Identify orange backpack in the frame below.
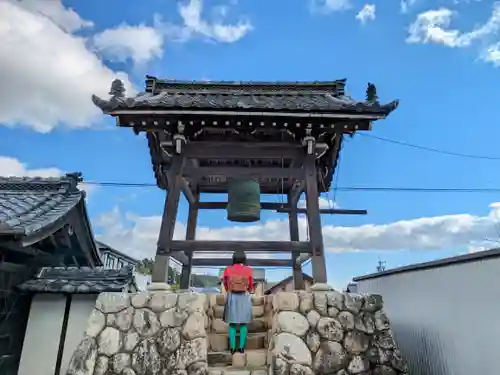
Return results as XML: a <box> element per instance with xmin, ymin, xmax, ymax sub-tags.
<box><xmin>228</xmin><ymin>273</ymin><xmax>249</xmax><ymax>293</ymax></box>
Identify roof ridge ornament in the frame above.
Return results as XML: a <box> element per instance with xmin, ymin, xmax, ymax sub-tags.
<box><xmin>109</xmin><ymin>79</ymin><xmax>126</xmax><ymax>100</ymax></box>
<box><xmin>366</xmin><ymin>82</ymin><xmax>379</xmax><ymax>103</ymax></box>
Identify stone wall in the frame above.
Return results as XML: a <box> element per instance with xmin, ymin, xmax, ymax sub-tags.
<box><xmin>65</xmin><ymin>291</ymin><xmax>209</xmax><ymax>375</ymax></box>
<box><xmin>268</xmin><ymin>284</ymin><xmax>408</xmax><ymax>375</ymax></box>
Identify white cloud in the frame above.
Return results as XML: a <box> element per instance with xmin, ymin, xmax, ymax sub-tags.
<box><xmin>94</xmin><ymin>202</ymin><xmax>500</xmax><ymax>263</ymax></box>
<box><xmin>0</xmin><ymin>0</ymin><xmax>132</xmax><ymax>133</ymax></box>
<box><xmin>178</xmin><ymin>0</ymin><xmax>253</xmax><ymax>43</ymax></box>
<box><xmin>297</xmin><ymin>196</ymin><xmax>338</xmax><ymax>209</ymax></box>
<box><xmin>16</xmin><ymin>0</ymin><xmax>94</xmax><ymax>33</ymax></box>
<box><xmin>90</xmin><ymin>0</ymin><xmax>253</xmax><ymax>64</ymax></box>
<box><xmin>0</xmin><ymin>156</ymin><xmax>97</xmax><ymax>197</ymax></box>
<box><xmin>400</xmin><ymin>0</ymin><xmax>417</xmax><ymax>13</ymax></box>
<box><xmin>92</xmin><ymin>23</ymin><xmax>164</xmax><ymax>65</ymax></box>
<box><xmin>355</xmin><ymin>4</ymin><xmax>376</xmax><ymax>24</ymax></box>
<box><xmin>407</xmin><ymin>3</ymin><xmax>500</xmax><ymax>48</ymax></box>
<box><xmin>481</xmin><ymin>41</ymin><xmax>500</xmax><ymax>65</ymax></box>
<box><xmin>309</xmin><ymin>0</ymin><xmax>352</xmax><ymax>14</ymax></box>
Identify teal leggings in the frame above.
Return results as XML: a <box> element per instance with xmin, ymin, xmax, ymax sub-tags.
<box><xmin>228</xmin><ymin>323</ymin><xmax>248</xmax><ymax>350</ymax></box>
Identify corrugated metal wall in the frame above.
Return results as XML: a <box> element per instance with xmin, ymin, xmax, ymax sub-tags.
<box><xmin>356</xmin><ymin>256</ymin><xmax>500</xmax><ymax>375</ymax></box>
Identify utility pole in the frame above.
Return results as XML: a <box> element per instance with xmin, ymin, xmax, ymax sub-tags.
<box><xmin>376</xmin><ymin>260</ymin><xmax>386</xmax><ymax>272</ymax></box>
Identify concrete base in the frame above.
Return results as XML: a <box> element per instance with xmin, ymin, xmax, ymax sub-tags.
<box><xmin>147</xmin><ymin>282</ymin><xmax>172</xmax><ymax>291</ymax></box>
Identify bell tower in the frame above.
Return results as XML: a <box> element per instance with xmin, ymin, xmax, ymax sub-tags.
<box><xmin>92</xmin><ymin>77</ymin><xmax>398</xmax><ymax>289</ymax></box>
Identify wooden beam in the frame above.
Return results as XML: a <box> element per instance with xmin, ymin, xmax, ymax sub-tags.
<box><xmin>288</xmin><ymin>192</ymin><xmax>304</xmax><ymax>290</ymax></box>
<box><xmin>183</xmin><ymin>142</ymin><xmax>305</xmax><ymax>159</ymax></box>
<box><xmin>153</xmin><ymin>154</ymin><xmax>185</xmax><ymax>282</ymax></box>
<box><xmin>0</xmin><ymin>261</ymin><xmax>28</xmax><ymax>273</ymax></box>
<box><xmin>180</xmin><ymin>177</ymin><xmax>196</xmax><ymax>205</ymax></box>
<box><xmin>289</xmin><ymin>182</ymin><xmax>304</xmax><ymax>207</ymax></box>
<box><xmin>198</xmin><ymin>202</ymin><xmax>288</xmax><ymax>210</ymax></box>
<box><xmin>183</xmin><ymin>166</ymin><xmax>303</xmax><ymax>179</ymax></box>
<box><xmin>304</xmin><ymin>153</ymin><xmax>327</xmax><ymax>283</ymax></box>
<box><xmin>192</xmin><ymin>258</ymin><xmax>293</xmax><ymax>267</ymax></box>
<box><xmin>276</xmin><ymin>208</ymin><xmax>368</xmax><ymax>215</ymax></box>
<box><xmin>163</xmin><ymin>240</ymin><xmax>310</xmax><ymax>253</ymax></box>
<box><xmin>179</xmin><ymin>191</ymin><xmax>199</xmax><ymax>290</ymax></box>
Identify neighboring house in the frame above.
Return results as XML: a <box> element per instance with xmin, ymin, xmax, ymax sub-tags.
<box><xmin>16</xmin><ymin>266</ymin><xmax>136</xmax><ymax>375</ymax></box>
<box><xmin>353</xmin><ymin>248</ymin><xmax>500</xmax><ymax>375</ymax></box>
<box><xmin>0</xmin><ymin>174</ymin><xmax>101</xmax><ymax>375</ymax></box>
<box><xmin>97</xmin><ymin>241</ymin><xmax>139</xmax><ymax>270</ymax></box>
<box><xmin>219</xmin><ymin>268</ymin><xmax>266</xmax><ymax>296</ymax></box>
<box><xmin>264</xmin><ymin>272</ymin><xmax>314</xmax><ymax>295</ymax></box>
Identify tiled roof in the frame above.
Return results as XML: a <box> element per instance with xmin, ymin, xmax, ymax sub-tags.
<box><xmin>92</xmin><ymin>79</ymin><xmax>399</xmax><ymax>116</ymax></box>
<box><xmin>0</xmin><ymin>174</ymin><xmax>84</xmax><ymax>237</ymax></box>
<box><xmin>17</xmin><ymin>266</ymin><xmax>135</xmax><ymax>294</ymax></box>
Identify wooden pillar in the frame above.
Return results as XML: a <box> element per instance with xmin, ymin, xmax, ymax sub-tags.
<box><xmin>179</xmin><ymin>190</ymin><xmax>199</xmax><ymax>289</ymax></box>
<box><xmin>304</xmin><ymin>153</ymin><xmax>328</xmax><ymax>283</ymax></box>
<box><xmin>152</xmin><ymin>155</ymin><xmax>185</xmax><ymax>283</ymax></box>
<box><xmin>288</xmin><ymin>192</ymin><xmax>304</xmax><ymax>290</ymax></box>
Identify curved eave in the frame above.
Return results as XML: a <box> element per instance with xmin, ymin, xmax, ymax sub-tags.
<box><xmin>92</xmin><ymin>95</ymin><xmax>399</xmax><ymax>119</ymax></box>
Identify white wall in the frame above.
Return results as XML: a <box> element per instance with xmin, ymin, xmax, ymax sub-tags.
<box><xmin>60</xmin><ymin>295</ymin><xmax>97</xmax><ymax>375</ymax></box>
<box><xmin>18</xmin><ymin>294</ymin><xmax>97</xmax><ymax>375</ymax></box>
<box><xmin>18</xmin><ymin>294</ymin><xmax>67</xmax><ymax>375</ymax></box>
<box><xmin>355</xmin><ymin>256</ymin><xmax>500</xmax><ymax>375</ymax></box>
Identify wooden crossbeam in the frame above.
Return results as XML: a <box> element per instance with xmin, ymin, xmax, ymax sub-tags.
<box><xmin>276</xmin><ymin>208</ymin><xmax>368</xmax><ymax>215</ymax></box>
<box><xmin>191</xmin><ymin>258</ymin><xmax>293</xmax><ymax>267</ymax></box>
<box><xmin>182</xmin><ymin>142</ymin><xmax>305</xmax><ymax>159</ymax></box>
<box><xmin>183</xmin><ymin>166</ymin><xmax>303</xmax><ymax>179</ymax></box>
<box><xmin>198</xmin><ymin>202</ymin><xmax>288</xmax><ymax>210</ymax></box>
<box><xmin>162</xmin><ymin>240</ymin><xmax>310</xmax><ymax>254</ymax></box>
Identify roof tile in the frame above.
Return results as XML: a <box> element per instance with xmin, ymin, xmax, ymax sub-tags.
<box><xmin>0</xmin><ymin>174</ymin><xmax>84</xmax><ymax>236</ymax></box>
<box><xmin>17</xmin><ymin>266</ymin><xmax>135</xmax><ymax>294</ymax></box>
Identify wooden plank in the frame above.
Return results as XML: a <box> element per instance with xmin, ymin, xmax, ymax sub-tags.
<box><xmin>179</xmin><ymin>191</ymin><xmax>199</xmax><ymax>289</ymax></box>
<box><xmin>0</xmin><ymin>261</ymin><xmax>27</xmax><ymax>274</ymax></box>
<box><xmin>180</xmin><ymin>178</ymin><xmax>196</xmax><ymax>205</ymax></box>
<box><xmin>198</xmin><ymin>202</ymin><xmax>288</xmax><ymax>210</ymax></box>
<box><xmin>183</xmin><ymin>142</ymin><xmax>305</xmax><ymax>159</ymax></box>
<box><xmin>304</xmin><ymin>153</ymin><xmax>327</xmax><ymax>283</ymax></box>
<box><xmin>153</xmin><ymin>154</ymin><xmax>185</xmax><ymax>282</ymax></box>
<box><xmin>183</xmin><ymin>166</ymin><xmax>303</xmax><ymax>179</ymax></box>
<box><xmin>276</xmin><ymin>208</ymin><xmax>368</xmax><ymax>215</ymax></box>
<box><xmin>191</xmin><ymin>258</ymin><xmax>293</xmax><ymax>267</ymax></box>
<box><xmin>163</xmin><ymin>240</ymin><xmax>310</xmax><ymax>253</ymax></box>
<box><xmin>288</xmin><ymin>192</ymin><xmax>304</xmax><ymax>290</ymax></box>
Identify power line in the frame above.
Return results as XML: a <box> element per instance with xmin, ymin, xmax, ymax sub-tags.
<box><xmin>358</xmin><ymin>133</ymin><xmax>500</xmax><ymax>160</ymax></box>
<box><xmin>82</xmin><ymin>181</ymin><xmax>500</xmax><ymax>194</ymax></box>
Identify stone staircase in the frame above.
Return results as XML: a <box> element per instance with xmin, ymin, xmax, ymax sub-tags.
<box><xmin>207</xmin><ymin>294</ymin><xmax>270</xmax><ymax>375</ymax></box>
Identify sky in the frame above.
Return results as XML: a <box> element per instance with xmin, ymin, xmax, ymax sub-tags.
<box><xmin>2</xmin><ymin>0</ymin><xmax>500</xmax><ymax>289</ymax></box>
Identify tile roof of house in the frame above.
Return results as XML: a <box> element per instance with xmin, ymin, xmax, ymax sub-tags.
<box><xmin>92</xmin><ymin>78</ymin><xmax>399</xmax><ymax>116</ymax></box>
<box><xmin>17</xmin><ymin>266</ymin><xmax>135</xmax><ymax>294</ymax></box>
<box><xmin>0</xmin><ymin>173</ymin><xmax>84</xmax><ymax>237</ymax></box>
<box><xmin>96</xmin><ymin>241</ymin><xmax>140</xmax><ymax>265</ymax></box>
<box><xmin>264</xmin><ymin>272</ymin><xmax>314</xmax><ymax>294</ymax></box>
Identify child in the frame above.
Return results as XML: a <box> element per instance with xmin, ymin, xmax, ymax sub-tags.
<box><xmin>223</xmin><ymin>250</ymin><xmax>254</xmax><ymax>354</ymax></box>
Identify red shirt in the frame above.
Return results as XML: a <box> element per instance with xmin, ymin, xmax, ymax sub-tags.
<box><xmin>223</xmin><ymin>264</ymin><xmax>254</xmax><ymax>293</ymax></box>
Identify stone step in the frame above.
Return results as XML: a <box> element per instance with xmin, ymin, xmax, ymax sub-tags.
<box><xmin>211</xmin><ymin>304</ymin><xmax>265</xmax><ymax>319</ymax></box>
<box><xmin>210</xmin><ymin>317</ymin><xmax>269</xmax><ymax>335</ymax></box>
<box><xmin>214</xmin><ymin>294</ymin><xmax>265</xmax><ymax>307</ymax></box>
<box><xmin>208</xmin><ymin>349</ymin><xmax>268</xmax><ymax>368</ymax></box>
<box><xmin>208</xmin><ymin>366</ymin><xmax>267</xmax><ymax>375</ymax></box>
<box><xmin>208</xmin><ymin>332</ymin><xmax>268</xmax><ymax>352</ymax></box>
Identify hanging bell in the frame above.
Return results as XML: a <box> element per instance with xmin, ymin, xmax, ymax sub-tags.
<box><xmin>227</xmin><ymin>179</ymin><xmax>261</xmax><ymax>222</ymax></box>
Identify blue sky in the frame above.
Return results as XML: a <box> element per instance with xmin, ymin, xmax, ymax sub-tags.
<box><xmin>2</xmin><ymin>0</ymin><xmax>500</xmax><ymax>288</ymax></box>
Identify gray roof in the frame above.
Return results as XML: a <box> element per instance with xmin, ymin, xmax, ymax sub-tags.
<box><xmin>353</xmin><ymin>247</ymin><xmax>500</xmax><ymax>281</ymax></box>
<box><xmin>96</xmin><ymin>241</ymin><xmax>140</xmax><ymax>265</ymax></box>
<box><xmin>17</xmin><ymin>266</ymin><xmax>135</xmax><ymax>294</ymax></box>
<box><xmin>92</xmin><ymin>79</ymin><xmax>399</xmax><ymax>116</ymax></box>
<box><xmin>0</xmin><ymin>173</ymin><xmax>84</xmax><ymax>238</ymax></box>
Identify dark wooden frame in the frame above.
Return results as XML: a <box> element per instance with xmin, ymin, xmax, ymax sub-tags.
<box><xmin>149</xmin><ymin>135</ymin><xmax>368</xmax><ymax>289</ymax></box>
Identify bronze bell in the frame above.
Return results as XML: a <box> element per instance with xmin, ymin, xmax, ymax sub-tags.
<box><xmin>227</xmin><ymin>179</ymin><xmax>261</xmax><ymax>222</ymax></box>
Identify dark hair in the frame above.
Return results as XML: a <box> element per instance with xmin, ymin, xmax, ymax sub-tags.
<box><xmin>232</xmin><ymin>250</ymin><xmax>247</xmax><ymax>265</ymax></box>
